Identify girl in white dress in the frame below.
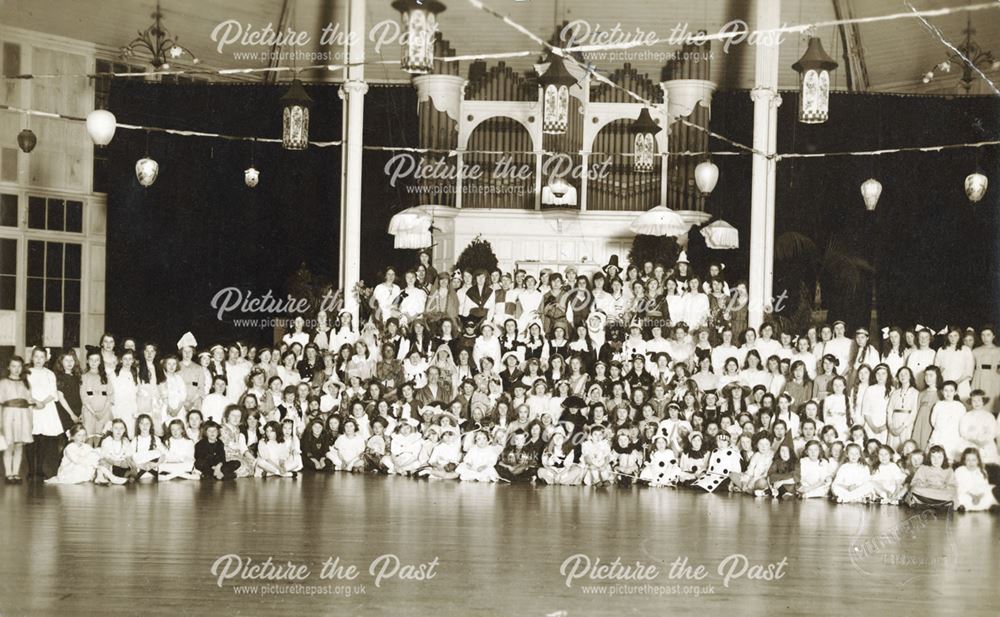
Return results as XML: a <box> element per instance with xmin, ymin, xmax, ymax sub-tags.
<box><xmin>881</xmin><ymin>328</ymin><xmax>907</xmax><ymax>378</ymax></box>
<box><xmin>731</xmin><ymin>434</ymin><xmax>773</xmax><ymax>496</ymax></box>
<box><xmin>887</xmin><ymin>367</ymin><xmax>919</xmax><ymax>450</ymax></box>
<box><xmin>329</xmin><ymin>418</ymin><xmax>366</xmax><ymax>471</ymax></box>
<box><xmin>111</xmin><ymin>351</ymin><xmax>139</xmax><ymax>437</ymax></box>
<box><xmin>46</xmin><ymin>424</ymin><xmax>103</xmax><ymax>485</ymax></box>
<box><xmin>870</xmin><ymin>444</ymin><xmax>907</xmax><ymax>504</ymax></box>
<box><xmin>160</xmin><ymin>356</ymin><xmax>187</xmax><ymax>432</ymax></box>
<box><xmin>329</xmin><ymin>311</ymin><xmax>359</xmax><ymax>353</ymax></box>
<box><xmin>97</xmin><ymin>418</ymin><xmax>132</xmax><ymax>484</ymax></box>
<box><xmin>159</xmin><ymin>419</ymin><xmax>198</xmax><ymax>480</ymax></box>
<box><xmin>136</xmin><ymin>344</ymin><xmax>164</xmax><ymax>430</ymax></box>
<box><xmin>954</xmin><ymin>448</ymin><xmax>998</xmax><ymax>512</ymax></box>
<box><xmin>281</xmin><ymin>419</ymin><xmax>304</xmax><ymax>473</ymax></box>
<box><xmin>580</xmin><ymin>425</ymin><xmax>615</xmax><ymax>487</ymax></box>
<box><xmin>831</xmin><ymin>443</ymin><xmax>874</xmax><ymax>503</ymax></box>
<box><xmin>515</xmin><ymin>275</ymin><xmax>543</xmax><ymax>331</ymax></box>
<box><xmin>201</xmin><ymin>377</ymin><xmax>229</xmax><ymax>425</ymax></box>
<box><xmin>822</xmin><ymin>376</ymin><xmax>850</xmax><ymax>440</ymax></box>
<box><xmin>419</xmin><ymin>427</ymin><xmax>463</xmax><ymax>480</ymax></box>
<box><xmin>929</xmin><ymin>381</ymin><xmax>967</xmax><ymax>462</ymax></box>
<box><xmin>796</xmin><ymin>440</ymin><xmax>833</xmax><ymax>499</ymax></box>
<box><xmin>850</xmin><ymin>365</ymin><xmax>872</xmax><ymax>428</ymax></box>
<box><xmin>27</xmin><ymin>347</ymin><xmax>64</xmax><ymax>480</ymax></box>
<box><xmin>860</xmin><ymin>364</ymin><xmax>891</xmax><ymax>444</ymax></box>
<box><xmin>256</xmin><ymin>421</ymin><xmax>296</xmax><ymax>477</ymax></box>
<box><xmin>457</xmin><ymin>430</ymin><xmax>501</xmax><ymax>483</ymax></box>
<box><xmin>936</xmin><ymin>328</ymin><xmax>975</xmax><ymax>400</ymax></box>
<box><xmin>132</xmin><ymin>414</ymin><xmax>162</xmax><ymax>480</ymax></box>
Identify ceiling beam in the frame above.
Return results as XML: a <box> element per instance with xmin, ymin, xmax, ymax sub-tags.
<box><xmin>832</xmin><ymin>0</ymin><xmax>870</xmax><ymax>92</ymax></box>
<box><xmin>263</xmin><ymin>0</ymin><xmax>292</xmax><ymax>84</ymax></box>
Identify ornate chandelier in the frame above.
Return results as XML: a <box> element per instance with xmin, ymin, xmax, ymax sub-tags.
<box><xmin>921</xmin><ymin>15</ymin><xmax>1000</xmax><ymax>92</ymax></box>
<box><xmin>121</xmin><ymin>1</ymin><xmax>199</xmax><ymax>70</ymax></box>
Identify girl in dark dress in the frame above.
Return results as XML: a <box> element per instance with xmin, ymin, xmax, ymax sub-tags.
<box><xmin>300</xmin><ymin>418</ymin><xmax>332</xmax><ymax>472</ymax></box>
<box><xmin>54</xmin><ymin>351</ymin><xmax>82</xmax><ymax>431</ymax></box>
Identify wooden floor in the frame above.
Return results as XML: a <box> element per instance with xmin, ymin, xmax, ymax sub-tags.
<box><xmin>1</xmin><ymin>475</ymin><xmax>997</xmax><ymax>616</ymax></box>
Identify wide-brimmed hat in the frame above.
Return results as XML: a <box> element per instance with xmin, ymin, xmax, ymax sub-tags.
<box><xmin>562</xmin><ymin>395</ymin><xmax>587</xmax><ymax>409</ymax></box>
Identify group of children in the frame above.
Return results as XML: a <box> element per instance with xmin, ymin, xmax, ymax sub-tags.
<box><xmin>2</xmin><ymin>254</ymin><xmax>999</xmax><ymax>515</ymax></box>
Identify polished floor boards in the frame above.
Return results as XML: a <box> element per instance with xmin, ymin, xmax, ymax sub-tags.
<box><xmin>1</xmin><ymin>474</ymin><xmax>997</xmax><ymax>616</ymax></box>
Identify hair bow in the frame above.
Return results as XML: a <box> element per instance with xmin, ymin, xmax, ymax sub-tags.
<box><xmin>938</xmin><ymin>326</ymin><xmax>949</xmax><ymax>335</ymax></box>
<box><xmin>881</xmin><ymin>327</ymin><xmax>890</xmax><ymax>337</ymax></box>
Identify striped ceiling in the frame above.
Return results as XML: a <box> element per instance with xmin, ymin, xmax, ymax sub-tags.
<box><xmin>2</xmin><ymin>0</ymin><xmax>998</xmax><ymax>92</ymax></box>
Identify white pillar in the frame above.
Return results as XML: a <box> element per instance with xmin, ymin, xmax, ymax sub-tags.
<box><xmin>748</xmin><ymin>0</ymin><xmax>782</xmax><ymax>330</ymax></box>
<box><xmin>339</xmin><ymin>0</ymin><xmax>367</xmax><ymax>318</ymax></box>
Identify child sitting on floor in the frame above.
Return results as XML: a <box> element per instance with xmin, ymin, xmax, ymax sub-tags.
<box><xmin>796</xmin><ymin>440</ymin><xmax>832</xmax><ymax>499</ymax></box>
<box><xmin>954</xmin><ymin>447</ymin><xmax>998</xmax><ymax>512</ymax></box>
<box><xmin>832</xmin><ymin>443</ymin><xmax>873</xmax><ymax>503</ymax></box>
<box><xmin>581</xmin><ymin>425</ymin><xmax>615</xmax><ymax>487</ymax></box>
<box><xmin>457</xmin><ymin>430</ymin><xmax>500</xmax><ymax>483</ymax></box>
<box><xmin>47</xmin><ymin>423</ymin><xmax>102</xmax><ymax>485</ymax></box>
<box><xmin>870</xmin><ymin>444</ymin><xmax>907</xmax><ymax>504</ymax></box>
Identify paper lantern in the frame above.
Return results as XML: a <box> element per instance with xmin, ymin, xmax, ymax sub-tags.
<box><xmin>86</xmin><ymin>109</ymin><xmax>117</xmax><ymax>146</ymax></box>
<box><xmin>694</xmin><ymin>160</ymin><xmax>719</xmax><ymax>196</ymax></box>
<box><xmin>629</xmin><ymin>206</ymin><xmax>689</xmax><ymax>237</ymax></box>
<box><xmin>537</xmin><ymin>53</ymin><xmax>577</xmax><ymax>135</ymax></box>
<box><xmin>630</xmin><ymin>108</ymin><xmax>662</xmax><ymax>173</ymax></box>
<box><xmin>135</xmin><ymin>157</ymin><xmax>159</xmax><ymax>187</ymax></box>
<box><xmin>280</xmin><ymin>79</ymin><xmax>313</xmax><ymax>150</ymax></box>
<box><xmin>965</xmin><ymin>172</ymin><xmax>988</xmax><ymax>203</ymax></box>
<box><xmin>244</xmin><ymin>166</ymin><xmax>259</xmax><ymax>188</ymax></box>
<box><xmin>17</xmin><ymin>129</ymin><xmax>36</xmax><ymax>153</ymax></box>
<box><xmin>391</xmin><ymin>0</ymin><xmax>446</xmax><ymax>74</ymax></box>
<box><xmin>792</xmin><ymin>37</ymin><xmax>837</xmax><ymax>124</ymax></box>
<box><xmin>700</xmin><ymin>219</ymin><xmax>740</xmax><ymax>249</ymax></box>
<box><xmin>860</xmin><ymin>178</ymin><xmax>882</xmax><ymax>211</ymax></box>
<box><xmin>541</xmin><ymin>176</ymin><xmax>577</xmax><ymax>207</ymax></box>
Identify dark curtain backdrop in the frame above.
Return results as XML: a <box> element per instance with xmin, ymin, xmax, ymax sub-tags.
<box><xmin>105</xmin><ymin>84</ymin><xmax>999</xmax><ymax>347</ymax></box>
<box><xmin>106</xmin><ymin>82</ymin><xmax>418</xmax><ymax>347</ymax></box>
<box><xmin>705</xmin><ymin>90</ymin><xmax>1000</xmax><ymax>331</ymax></box>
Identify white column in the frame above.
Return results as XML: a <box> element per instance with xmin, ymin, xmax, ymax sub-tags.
<box><xmin>339</xmin><ymin>0</ymin><xmax>367</xmax><ymax>318</ymax></box>
<box><xmin>748</xmin><ymin>0</ymin><xmax>782</xmax><ymax>330</ymax></box>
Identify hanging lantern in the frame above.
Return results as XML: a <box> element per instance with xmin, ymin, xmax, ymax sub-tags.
<box><xmin>629</xmin><ymin>108</ymin><xmax>662</xmax><ymax>173</ymax></box>
<box><xmin>541</xmin><ymin>175</ymin><xmax>577</xmax><ymax>207</ymax></box>
<box><xmin>86</xmin><ymin>109</ymin><xmax>117</xmax><ymax>146</ymax></box>
<box><xmin>17</xmin><ymin>129</ymin><xmax>37</xmax><ymax>153</ymax></box>
<box><xmin>701</xmin><ymin>219</ymin><xmax>740</xmax><ymax>249</ymax></box>
<box><xmin>280</xmin><ymin>79</ymin><xmax>313</xmax><ymax>150</ymax></box>
<box><xmin>394</xmin><ymin>230</ymin><xmax>433</xmax><ymax>249</ymax></box>
<box><xmin>629</xmin><ymin>206</ymin><xmax>689</xmax><ymax>237</ymax></box>
<box><xmin>135</xmin><ymin>157</ymin><xmax>159</xmax><ymax>187</ymax></box>
<box><xmin>391</xmin><ymin>0</ymin><xmax>445</xmax><ymax>74</ymax></box>
<box><xmin>537</xmin><ymin>53</ymin><xmax>577</xmax><ymax>135</ymax></box>
<box><xmin>965</xmin><ymin>172</ymin><xmax>988</xmax><ymax>203</ymax></box>
<box><xmin>244</xmin><ymin>166</ymin><xmax>260</xmax><ymax>188</ymax></box>
<box><xmin>792</xmin><ymin>37</ymin><xmax>838</xmax><ymax>124</ymax></box>
<box><xmin>860</xmin><ymin>178</ymin><xmax>882</xmax><ymax>211</ymax></box>
<box><xmin>694</xmin><ymin>160</ymin><xmax>720</xmax><ymax>196</ymax></box>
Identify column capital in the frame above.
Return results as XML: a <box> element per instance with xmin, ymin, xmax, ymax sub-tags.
<box><xmin>338</xmin><ymin>80</ymin><xmax>369</xmax><ymax>99</ymax></box>
<box><xmin>749</xmin><ymin>86</ymin><xmax>778</xmax><ymax>104</ymax></box>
